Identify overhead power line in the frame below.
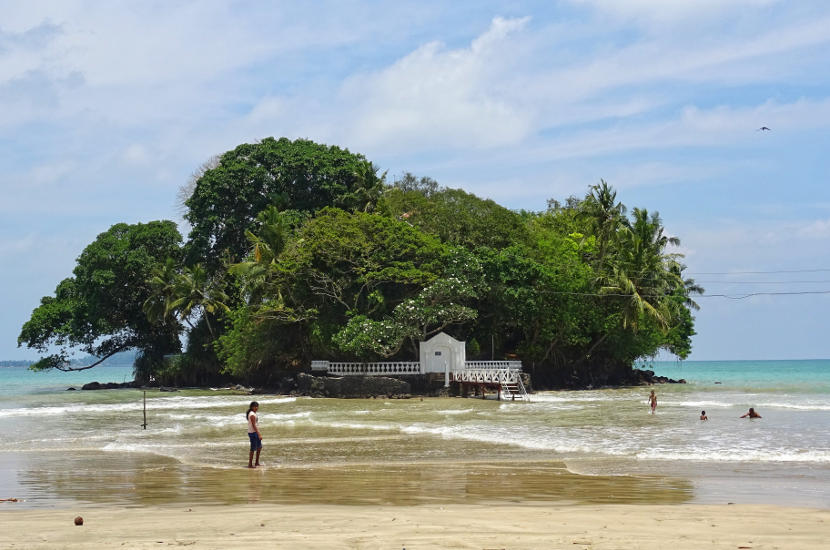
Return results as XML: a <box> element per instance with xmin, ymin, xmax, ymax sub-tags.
<box><xmin>698</xmin><ymin>280</ymin><xmax>830</xmax><ymax>284</ymax></box>
<box><xmin>548</xmin><ymin>289</ymin><xmax>830</xmax><ymax>299</ymax></box>
<box><xmin>688</xmin><ymin>268</ymin><xmax>830</xmax><ymax>275</ymax></box>
<box><xmin>698</xmin><ymin>290</ymin><xmax>830</xmax><ymax>300</ymax></box>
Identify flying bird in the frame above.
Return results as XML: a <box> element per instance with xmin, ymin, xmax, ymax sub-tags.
<box><xmin>757</xmin><ymin>126</ymin><xmax>771</xmax><ymax>131</ymax></box>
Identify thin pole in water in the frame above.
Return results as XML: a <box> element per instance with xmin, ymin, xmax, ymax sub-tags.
<box><xmin>142</xmin><ymin>390</ymin><xmax>147</xmax><ymax>429</ymax></box>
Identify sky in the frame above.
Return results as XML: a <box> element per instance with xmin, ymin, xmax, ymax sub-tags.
<box><xmin>2</xmin><ymin>0</ymin><xmax>829</xmax><ymax>361</ymax></box>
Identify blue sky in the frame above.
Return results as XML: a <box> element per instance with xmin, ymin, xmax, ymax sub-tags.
<box><xmin>2</xmin><ymin>0</ymin><xmax>829</xmax><ymax>361</ymax></box>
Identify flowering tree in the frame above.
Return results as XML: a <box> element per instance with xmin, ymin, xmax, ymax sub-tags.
<box><xmin>333</xmin><ymin>277</ymin><xmax>477</xmax><ymax>359</ymax></box>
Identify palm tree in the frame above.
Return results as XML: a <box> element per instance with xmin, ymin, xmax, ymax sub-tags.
<box><xmin>143</xmin><ymin>257</ymin><xmax>181</xmax><ymax>325</ymax></box>
<box><xmin>343</xmin><ymin>160</ymin><xmax>386</xmax><ymax>212</ymax></box>
<box><xmin>145</xmin><ymin>259</ymin><xmax>230</xmax><ymax>339</ymax></box>
<box><xmin>167</xmin><ymin>264</ymin><xmax>230</xmax><ymax>339</ymax></box>
<box><xmin>581</xmin><ymin>179</ymin><xmax>628</xmax><ymax>271</ymax></box>
<box><xmin>601</xmin><ymin>208</ymin><xmax>687</xmax><ymax>331</ymax></box>
<box><xmin>226</xmin><ymin>206</ymin><xmax>311</xmax><ymax>325</ymax></box>
<box><xmin>229</xmin><ymin>206</ymin><xmax>288</xmax><ymax>304</ymax></box>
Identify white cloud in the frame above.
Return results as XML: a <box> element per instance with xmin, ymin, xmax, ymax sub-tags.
<box><xmin>324</xmin><ymin>11</ymin><xmax>830</xmax><ymax>157</ymax></box>
<box><xmin>535</xmin><ymin>14</ymin><xmax>830</xmax><ymax>107</ymax></box>
<box><xmin>339</xmin><ymin>16</ymin><xmax>534</xmax><ymax>152</ymax></box>
<box><xmin>677</xmin><ymin>216</ymin><xmax>830</xmax><ymax>276</ymax></box>
<box><xmin>515</xmin><ymin>97</ymin><xmax>830</xmax><ymax>163</ymax></box>
<box><xmin>0</xmin><ymin>3</ymin><xmax>366</xmax><ymax>87</ymax></box>
<box><xmin>122</xmin><ymin>144</ymin><xmax>149</xmax><ymax>165</ymax></box>
<box><xmin>684</xmin><ymin>98</ymin><xmax>830</xmax><ymax>132</ymax></box>
<box><xmin>0</xmin><ymin>234</ymin><xmax>37</xmax><ymax>257</ymax></box>
<box><xmin>569</xmin><ymin>0</ymin><xmax>783</xmax><ymax>25</ymax></box>
<box><xmin>1</xmin><ymin>2</ymin><xmax>830</xmax><ymax>361</ymax></box>
<box><xmin>28</xmin><ymin>161</ymin><xmax>76</xmax><ymax>187</ymax></box>
<box><xmin>0</xmin><ymin>2</ymin><xmax>386</xmax><ymax>134</ymax></box>
<box><xmin>797</xmin><ymin>219</ymin><xmax>830</xmax><ymax>239</ymax></box>
<box><xmin>597</xmin><ymin>161</ymin><xmax>729</xmax><ymax>191</ymax></box>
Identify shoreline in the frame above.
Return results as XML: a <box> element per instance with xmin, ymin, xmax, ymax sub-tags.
<box><xmin>6</xmin><ymin>365</ymin><xmax>830</xmax><ymax>523</ymax></box>
<box><xmin>74</xmin><ymin>366</ymin><xmax>683</xmax><ymax>397</ymax></box>
<box><xmin>0</xmin><ymin>455</ymin><xmax>694</xmax><ymax>510</ymax></box>
<box><xmin>3</xmin><ymin>502</ymin><xmax>829</xmax><ymax>549</ymax></box>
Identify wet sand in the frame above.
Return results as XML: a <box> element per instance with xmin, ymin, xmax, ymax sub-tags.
<box><xmin>4</xmin><ymin>388</ymin><xmax>829</xmax><ymax>547</ymax></box>
<box><xmin>3</xmin><ymin>454</ymin><xmax>692</xmax><ymax>508</ymax></box>
<box><xmin>5</xmin><ymin>456</ymin><xmax>827</xmax><ymax>549</ymax></box>
<box><xmin>3</xmin><ymin>502</ymin><xmax>829</xmax><ymax>549</ymax></box>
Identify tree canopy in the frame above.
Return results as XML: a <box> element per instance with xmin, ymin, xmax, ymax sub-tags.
<box><xmin>18</xmin><ymin>221</ymin><xmax>183</xmax><ymax>374</ymax></box>
<box><xmin>184</xmin><ymin>137</ymin><xmax>385</xmax><ymax>269</ymax></box>
<box><xmin>19</xmin><ymin>137</ymin><xmax>702</xmax><ymax>388</ymax></box>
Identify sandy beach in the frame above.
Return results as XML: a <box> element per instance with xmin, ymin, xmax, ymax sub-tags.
<box><xmin>2</xmin><ymin>502</ymin><xmax>829</xmax><ymax>549</ymax></box>
<box><xmin>3</xmin><ymin>380</ymin><xmax>830</xmax><ymax>549</ymax></box>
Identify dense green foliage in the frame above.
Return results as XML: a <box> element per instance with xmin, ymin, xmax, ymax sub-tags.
<box><xmin>19</xmin><ymin>138</ymin><xmax>702</xmax><ymax>388</ymax></box>
<box><xmin>184</xmin><ymin>137</ymin><xmax>384</xmax><ymax>270</ymax></box>
<box><xmin>18</xmin><ymin>221</ymin><xmax>183</xmax><ymax>377</ymax></box>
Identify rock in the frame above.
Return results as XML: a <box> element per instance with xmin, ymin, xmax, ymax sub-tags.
<box><xmin>74</xmin><ymin>516</ymin><xmax>83</xmax><ymax>526</ymax></box>
<box><xmin>294</xmin><ymin>373</ymin><xmax>410</xmax><ymax>398</ymax></box>
<box><xmin>66</xmin><ymin>387</ymin><xmax>76</xmax><ymax>391</ymax></box>
<box><xmin>81</xmin><ymin>381</ymin><xmax>138</xmax><ymax>390</ymax></box>
<box><xmin>295</xmin><ymin>373</ymin><xmax>326</xmax><ymax>397</ymax></box>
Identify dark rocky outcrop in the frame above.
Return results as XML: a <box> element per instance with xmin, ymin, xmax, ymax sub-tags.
<box><xmin>293</xmin><ymin>372</ymin><xmax>413</xmax><ymax>398</ymax></box>
<box><xmin>77</xmin><ymin>366</ymin><xmax>680</xmax><ymax>395</ymax></box>
<box><xmin>627</xmin><ymin>369</ymin><xmax>685</xmax><ymax>386</ymax></box>
<box><xmin>81</xmin><ymin>381</ymin><xmax>138</xmax><ymax>390</ymax></box>
<box><xmin>529</xmin><ymin>364</ymin><xmax>685</xmax><ymax>390</ymax></box>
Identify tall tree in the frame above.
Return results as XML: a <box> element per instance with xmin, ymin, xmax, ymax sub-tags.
<box><xmin>581</xmin><ymin>179</ymin><xmax>627</xmax><ymax>271</ymax></box>
<box><xmin>184</xmin><ymin>137</ymin><xmax>385</xmax><ymax>270</ymax></box>
<box><xmin>217</xmin><ymin>208</ymin><xmax>458</xmax><ymax>372</ymax></box>
<box><xmin>227</xmin><ymin>206</ymin><xmax>292</xmax><ymax>306</ymax></box>
<box><xmin>163</xmin><ymin>264</ymin><xmax>230</xmax><ymax>339</ymax></box>
<box><xmin>600</xmin><ymin>208</ymin><xmax>682</xmax><ymax>331</ymax></box>
<box><xmin>18</xmin><ymin>221</ymin><xmax>183</xmax><ymax>372</ymax></box>
<box><xmin>333</xmin><ymin>276</ymin><xmax>479</xmax><ymax>359</ymax></box>
<box><xmin>378</xmin><ymin>187</ymin><xmax>529</xmax><ymax>251</ymax></box>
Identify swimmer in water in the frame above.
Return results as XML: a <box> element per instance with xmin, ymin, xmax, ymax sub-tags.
<box><xmin>740</xmin><ymin>407</ymin><xmax>761</xmax><ymax>419</ymax></box>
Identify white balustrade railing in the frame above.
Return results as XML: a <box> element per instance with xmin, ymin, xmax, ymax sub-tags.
<box><xmin>311</xmin><ymin>360</ymin><xmax>330</xmax><ymax>371</ymax></box>
<box><xmin>452</xmin><ymin>368</ymin><xmax>520</xmax><ymax>384</ymax></box>
<box><xmin>311</xmin><ymin>360</ymin><xmax>524</xmax><ymax>380</ymax></box>
<box><xmin>463</xmin><ymin>361</ymin><xmax>522</xmax><ymax>371</ymax></box>
<box><xmin>324</xmin><ymin>361</ymin><xmax>422</xmax><ymax>376</ymax></box>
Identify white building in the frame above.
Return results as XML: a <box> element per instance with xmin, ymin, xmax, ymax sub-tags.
<box><xmin>418</xmin><ymin>332</ymin><xmax>466</xmax><ymax>387</ymax></box>
<box><xmin>311</xmin><ymin>332</ymin><xmax>527</xmax><ymax>401</ymax></box>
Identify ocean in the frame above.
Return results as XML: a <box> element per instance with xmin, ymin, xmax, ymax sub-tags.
<box><xmin>1</xmin><ymin>360</ymin><xmax>828</xmax><ymax>509</ymax></box>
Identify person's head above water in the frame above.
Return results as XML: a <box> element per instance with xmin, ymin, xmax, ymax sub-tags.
<box><xmin>741</xmin><ymin>407</ymin><xmax>761</xmax><ymax>418</ymax></box>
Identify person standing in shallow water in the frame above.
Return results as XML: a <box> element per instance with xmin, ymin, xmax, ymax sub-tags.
<box><xmin>648</xmin><ymin>390</ymin><xmax>657</xmax><ymax>414</ymax></box>
<box><xmin>246</xmin><ymin>401</ymin><xmax>262</xmax><ymax>468</ymax></box>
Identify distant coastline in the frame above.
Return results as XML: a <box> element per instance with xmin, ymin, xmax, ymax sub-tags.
<box><xmin>0</xmin><ymin>360</ymin><xmax>34</xmax><ymax>368</ymax></box>
<box><xmin>0</xmin><ymin>350</ymin><xmax>137</xmax><ymax>369</ymax></box>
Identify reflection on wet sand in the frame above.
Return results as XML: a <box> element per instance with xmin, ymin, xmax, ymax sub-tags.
<box><xmin>16</xmin><ymin>451</ymin><xmax>692</xmax><ymax>508</ymax></box>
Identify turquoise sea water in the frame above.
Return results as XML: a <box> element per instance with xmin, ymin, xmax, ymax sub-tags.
<box><xmin>1</xmin><ymin>360</ymin><xmax>829</xmax><ymax>509</ymax></box>
<box><xmin>0</xmin><ymin>365</ymin><xmax>134</xmax><ymax>397</ymax></box>
<box><xmin>646</xmin><ymin>359</ymin><xmax>830</xmax><ymax>392</ymax></box>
